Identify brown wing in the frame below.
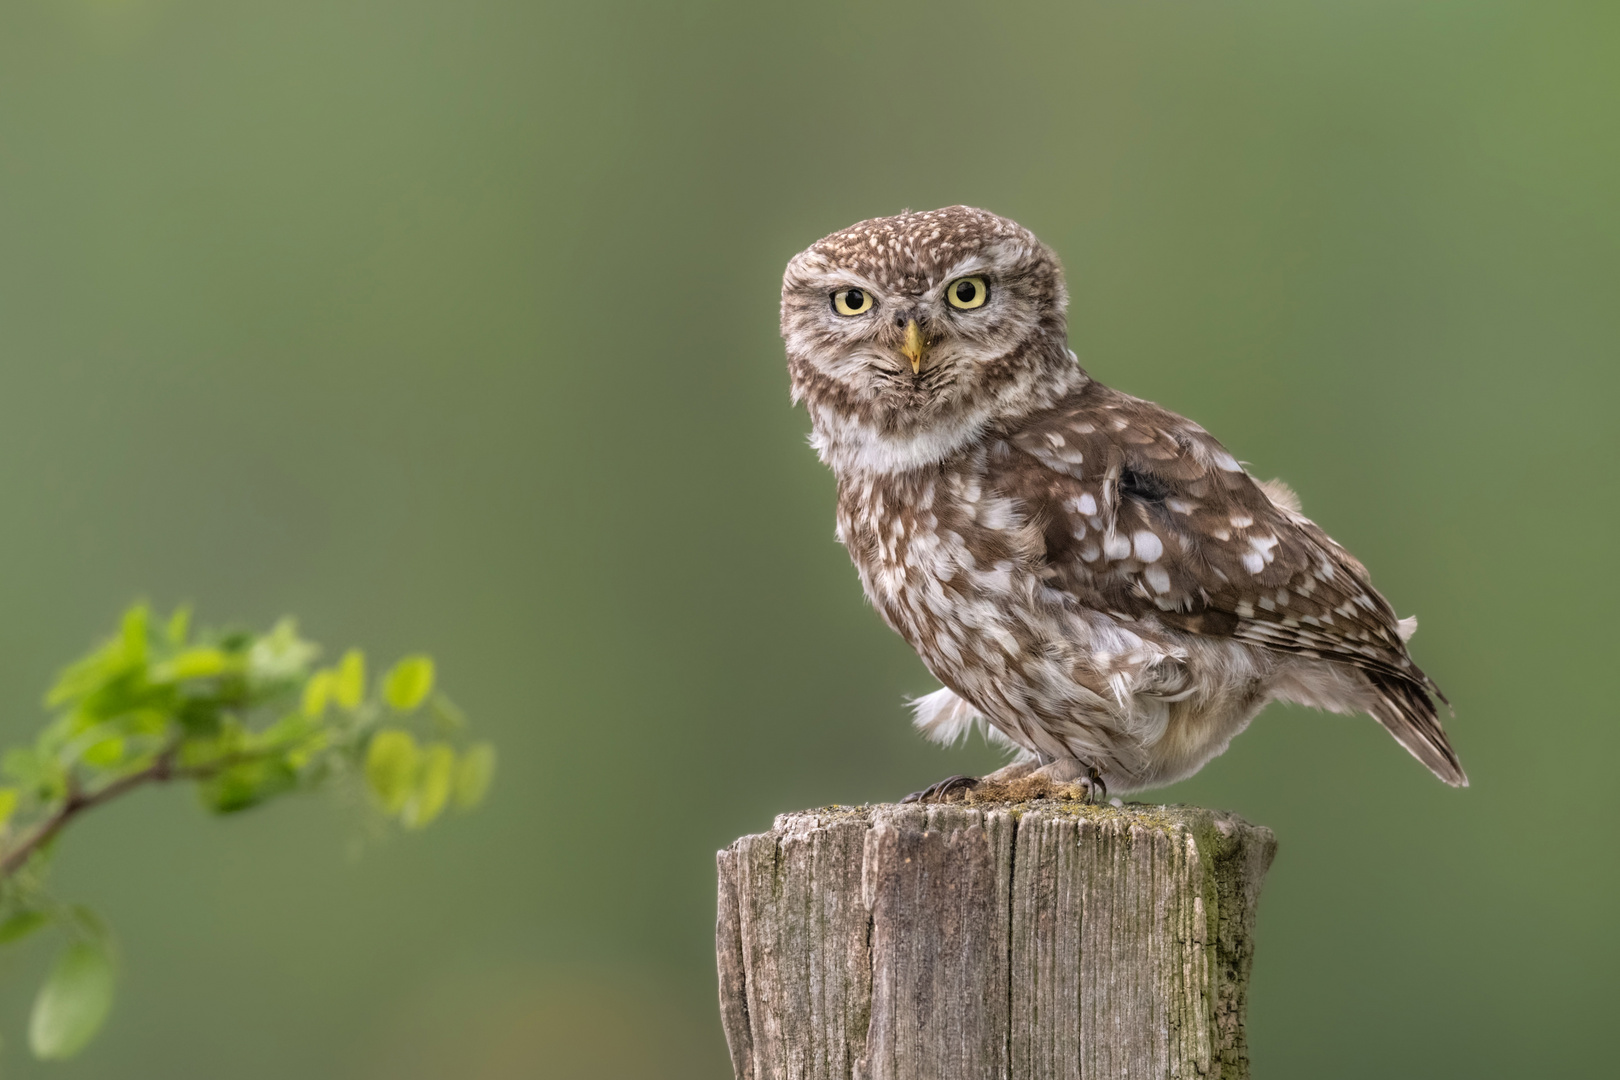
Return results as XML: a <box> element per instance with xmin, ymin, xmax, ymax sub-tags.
<box><xmin>991</xmin><ymin>381</ymin><xmax>1465</xmax><ymax>784</ymax></box>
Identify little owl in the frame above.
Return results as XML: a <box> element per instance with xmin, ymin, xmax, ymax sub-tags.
<box><xmin>780</xmin><ymin>206</ymin><xmax>1464</xmax><ymax>801</ymax></box>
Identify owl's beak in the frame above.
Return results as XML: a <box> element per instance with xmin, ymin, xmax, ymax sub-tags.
<box><xmin>901</xmin><ymin>319</ymin><xmax>927</xmax><ymax>374</ymax></box>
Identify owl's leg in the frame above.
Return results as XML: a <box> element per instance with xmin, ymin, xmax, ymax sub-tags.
<box><xmin>900</xmin><ymin>774</ymin><xmax>980</xmax><ymax>804</ymax></box>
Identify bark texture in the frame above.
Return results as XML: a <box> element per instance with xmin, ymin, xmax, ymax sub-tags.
<box><xmin>716</xmin><ymin>801</ymin><xmax>1275</xmax><ymax>1080</ymax></box>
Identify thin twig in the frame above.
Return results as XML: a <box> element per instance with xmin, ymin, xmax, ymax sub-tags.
<box><xmin>0</xmin><ymin>750</ymin><xmax>244</xmax><ymax>881</ymax></box>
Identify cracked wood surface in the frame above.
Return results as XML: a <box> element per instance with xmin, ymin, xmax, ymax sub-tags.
<box><xmin>716</xmin><ymin>801</ymin><xmax>1275</xmax><ymax>1080</ymax></box>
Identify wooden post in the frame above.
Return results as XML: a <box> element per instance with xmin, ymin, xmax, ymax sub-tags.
<box><xmin>716</xmin><ymin>799</ymin><xmax>1275</xmax><ymax>1080</ymax></box>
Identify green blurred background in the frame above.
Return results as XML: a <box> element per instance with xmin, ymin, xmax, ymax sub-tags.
<box><xmin>0</xmin><ymin>0</ymin><xmax>1615</xmax><ymax>1076</ymax></box>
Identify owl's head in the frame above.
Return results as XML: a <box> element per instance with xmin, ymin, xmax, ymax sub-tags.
<box><xmin>781</xmin><ymin>206</ymin><xmax>1080</xmax><ymax>475</ymax></box>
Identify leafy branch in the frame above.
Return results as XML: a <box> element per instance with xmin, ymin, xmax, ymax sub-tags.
<box><xmin>0</xmin><ymin>604</ymin><xmax>495</xmax><ymax>1060</ymax></box>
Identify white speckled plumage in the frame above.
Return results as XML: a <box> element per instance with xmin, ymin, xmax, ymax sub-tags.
<box><xmin>781</xmin><ymin>206</ymin><xmax>1465</xmax><ymax>794</ymax></box>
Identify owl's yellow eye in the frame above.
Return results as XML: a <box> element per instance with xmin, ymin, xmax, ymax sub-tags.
<box><xmin>946</xmin><ymin>276</ymin><xmax>989</xmax><ymax>310</ymax></box>
<box><xmin>831</xmin><ymin>288</ymin><xmax>874</xmax><ymax>316</ymax></box>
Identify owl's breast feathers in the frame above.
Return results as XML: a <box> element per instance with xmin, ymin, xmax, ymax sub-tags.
<box><xmin>834</xmin><ymin>379</ymin><xmax>1464</xmax><ymax>787</ymax></box>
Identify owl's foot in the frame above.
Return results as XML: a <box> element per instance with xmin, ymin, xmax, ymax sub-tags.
<box><xmin>901</xmin><ymin>774</ymin><xmax>980</xmax><ymax>804</ymax></box>
<box><xmin>1073</xmin><ymin>767</ymin><xmax>1107</xmax><ymax>804</ymax></box>
<box><xmin>1032</xmin><ymin>759</ymin><xmax>1108</xmax><ymax>804</ymax></box>
<box><xmin>980</xmin><ymin>758</ymin><xmax>1041</xmax><ymax>784</ymax></box>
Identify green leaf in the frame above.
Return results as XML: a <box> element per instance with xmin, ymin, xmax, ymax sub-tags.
<box><xmin>0</xmin><ymin>910</ymin><xmax>51</xmax><ymax>946</ymax></box>
<box><xmin>152</xmin><ymin>647</ymin><xmax>229</xmax><ymax>682</ymax></box>
<box><xmin>247</xmin><ymin>619</ymin><xmax>319</xmax><ymax>684</ymax></box>
<box><xmin>177</xmin><ymin>724</ymin><xmax>245</xmax><ymax>772</ymax></box>
<box><xmin>164</xmin><ymin>606</ymin><xmax>191</xmax><ymax>647</ymax></box>
<box><xmin>383</xmin><ymin>656</ymin><xmax>435</xmax><ymax>712</ymax></box>
<box><xmin>119</xmin><ymin>605</ymin><xmax>149</xmax><ymax>669</ymax></box>
<box><xmin>453</xmin><ymin>742</ymin><xmax>496</xmax><ymax>810</ymax></box>
<box><xmin>79</xmin><ymin>735</ymin><xmax>125</xmax><ymax>769</ymax></box>
<box><xmin>0</xmin><ymin>786</ymin><xmax>18</xmax><ymax>829</ymax></box>
<box><xmin>256</xmin><ymin>712</ymin><xmax>316</xmax><ymax>749</ymax></box>
<box><xmin>45</xmin><ymin>636</ymin><xmax>131</xmax><ymax>710</ymax></box>
<box><xmin>365</xmin><ymin>729</ymin><xmax>420</xmax><ymax>814</ymax></box>
<box><xmin>198</xmin><ymin>757</ymin><xmax>297</xmax><ymax>814</ymax></box>
<box><xmin>174</xmin><ymin>695</ymin><xmax>224</xmax><ymax>737</ymax></box>
<box><xmin>122</xmin><ymin>707</ymin><xmax>170</xmax><ymax>738</ymax></box>
<box><xmin>333</xmin><ymin>650</ymin><xmax>365</xmax><ymax>710</ymax></box>
<box><xmin>29</xmin><ymin>940</ymin><xmax>115</xmax><ymax>1060</ymax></box>
<box><xmin>404</xmin><ymin>743</ymin><xmax>455</xmax><ymax>829</ymax></box>
<box><xmin>300</xmin><ymin>670</ymin><xmax>333</xmax><ymax>719</ymax></box>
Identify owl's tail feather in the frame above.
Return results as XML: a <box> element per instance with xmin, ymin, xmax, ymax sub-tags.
<box><xmin>1366</xmin><ymin>670</ymin><xmax>1467</xmax><ymax>787</ymax></box>
<box><xmin>909</xmin><ymin>687</ymin><xmax>1024</xmax><ymax>754</ymax></box>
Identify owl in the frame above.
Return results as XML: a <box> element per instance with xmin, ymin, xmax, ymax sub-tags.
<box><xmin>780</xmin><ymin>206</ymin><xmax>1464</xmax><ymax>801</ymax></box>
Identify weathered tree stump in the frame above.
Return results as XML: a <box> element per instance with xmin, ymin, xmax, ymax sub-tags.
<box><xmin>716</xmin><ymin>800</ymin><xmax>1275</xmax><ymax>1080</ymax></box>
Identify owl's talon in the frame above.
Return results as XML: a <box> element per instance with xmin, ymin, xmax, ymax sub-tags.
<box><xmin>1074</xmin><ymin>768</ymin><xmax>1107</xmax><ymax>804</ymax></box>
<box><xmin>901</xmin><ymin>774</ymin><xmax>980</xmax><ymax>804</ymax></box>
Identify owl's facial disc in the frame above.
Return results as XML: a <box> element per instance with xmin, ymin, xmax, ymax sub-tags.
<box><xmin>804</xmin><ymin>268</ymin><xmax>1018</xmax><ymax>385</ymax></box>
<box><xmin>781</xmin><ymin>207</ymin><xmax>1078</xmax><ymax>471</ymax></box>
<box><xmin>822</xmin><ymin>274</ymin><xmax>995</xmax><ymax>376</ymax></box>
